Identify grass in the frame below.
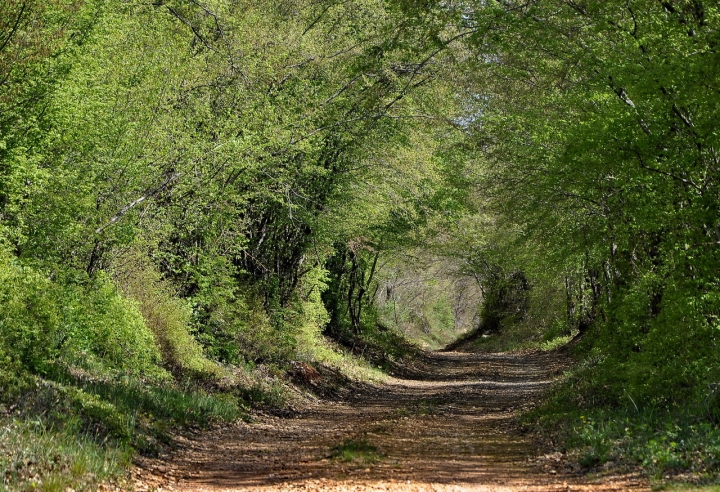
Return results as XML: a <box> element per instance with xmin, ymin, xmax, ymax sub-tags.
<box><xmin>295</xmin><ymin>332</ymin><xmax>387</xmax><ymax>384</ymax></box>
<box><xmin>330</xmin><ymin>439</ymin><xmax>382</xmax><ymax>464</ymax></box>
<box><xmin>0</xmin><ymin>364</ymin><xmax>257</xmax><ymax>491</ymax></box>
<box><xmin>0</xmin><ymin>321</ymin><xmax>400</xmax><ymax>490</ymax></box>
<box><xmin>528</xmin><ymin>380</ymin><xmax>720</xmax><ymax>488</ymax></box>
<box><xmin>24</xmin><ymin>369</ymin><xmax>247</xmax><ymax>451</ymax></box>
<box><xmin>658</xmin><ymin>486</ymin><xmax>720</xmax><ymax>491</ymax></box>
<box><xmin>463</xmin><ymin>320</ymin><xmax>577</xmax><ymax>353</ymax></box>
<box><xmin>538</xmin><ymin>334</ymin><xmax>574</xmax><ymax>351</ymax></box>
<box><xmin>0</xmin><ymin>415</ymin><xmax>132</xmax><ymax>491</ymax></box>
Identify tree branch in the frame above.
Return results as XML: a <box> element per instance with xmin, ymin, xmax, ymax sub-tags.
<box><xmin>0</xmin><ymin>2</ymin><xmax>26</xmax><ymax>56</ymax></box>
<box><xmin>95</xmin><ymin>172</ymin><xmax>180</xmax><ymax>234</ymax></box>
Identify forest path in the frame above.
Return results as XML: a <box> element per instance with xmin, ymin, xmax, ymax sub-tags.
<box><xmin>133</xmin><ymin>351</ymin><xmax>647</xmax><ymax>491</ymax></box>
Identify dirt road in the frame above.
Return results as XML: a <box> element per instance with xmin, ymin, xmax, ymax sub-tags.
<box><xmin>133</xmin><ymin>352</ymin><xmax>647</xmax><ymax>491</ymax></box>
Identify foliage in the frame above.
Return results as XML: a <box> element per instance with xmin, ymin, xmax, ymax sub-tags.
<box><xmin>372</xmin><ymin>0</ymin><xmax>720</xmax><ymax>482</ymax></box>
<box><xmin>530</xmin><ymin>368</ymin><xmax>720</xmax><ymax>484</ymax></box>
<box><xmin>0</xmin><ymin>369</ymin><xmax>245</xmax><ymax>489</ymax></box>
<box><xmin>439</xmin><ymin>0</ymin><xmax>720</xmax><ymax>443</ymax></box>
<box><xmin>374</xmin><ymin>253</ymin><xmax>482</xmax><ymax>349</ymax></box>
<box><xmin>0</xmin><ymin>247</ymin><xmax>163</xmax><ymax>377</ymax></box>
<box><xmin>0</xmin><ymin>0</ymin><xmax>464</xmax><ymax>487</ymax></box>
<box><xmin>113</xmin><ymin>250</ymin><xmax>223</xmax><ymax>377</ymax></box>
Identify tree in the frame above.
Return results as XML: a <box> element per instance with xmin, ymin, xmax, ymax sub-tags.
<box><xmin>450</xmin><ymin>0</ymin><xmax>720</xmax><ymax>405</ymax></box>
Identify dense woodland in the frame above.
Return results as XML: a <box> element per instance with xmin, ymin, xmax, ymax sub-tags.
<box><xmin>1</xmin><ymin>0</ymin><xmax>720</xmax><ymax>489</ymax></box>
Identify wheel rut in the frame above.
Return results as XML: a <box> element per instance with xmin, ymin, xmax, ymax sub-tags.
<box><xmin>133</xmin><ymin>351</ymin><xmax>648</xmax><ymax>491</ymax></box>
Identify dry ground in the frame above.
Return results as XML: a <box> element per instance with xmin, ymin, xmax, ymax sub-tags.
<box><xmin>133</xmin><ymin>351</ymin><xmax>648</xmax><ymax>491</ymax></box>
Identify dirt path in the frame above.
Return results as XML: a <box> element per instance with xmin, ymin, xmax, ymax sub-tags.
<box><xmin>133</xmin><ymin>352</ymin><xmax>648</xmax><ymax>491</ymax></box>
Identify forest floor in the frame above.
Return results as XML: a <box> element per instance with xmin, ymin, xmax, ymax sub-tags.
<box><xmin>131</xmin><ymin>351</ymin><xmax>648</xmax><ymax>491</ymax></box>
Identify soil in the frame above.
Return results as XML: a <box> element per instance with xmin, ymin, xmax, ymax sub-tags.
<box><xmin>132</xmin><ymin>351</ymin><xmax>648</xmax><ymax>491</ymax></box>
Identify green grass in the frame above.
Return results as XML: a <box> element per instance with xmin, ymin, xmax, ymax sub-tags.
<box><xmin>529</xmin><ymin>394</ymin><xmax>720</xmax><ymax>486</ymax></box>
<box><xmin>330</xmin><ymin>439</ymin><xmax>382</xmax><ymax>464</ymax></box>
<box><xmin>0</xmin><ymin>415</ymin><xmax>132</xmax><ymax>491</ymax></box>
<box><xmin>658</xmin><ymin>486</ymin><xmax>720</xmax><ymax>491</ymax></box>
<box><xmin>0</xmin><ymin>365</ymin><xmax>254</xmax><ymax>491</ymax></box>
<box><xmin>538</xmin><ymin>334</ymin><xmax>574</xmax><ymax>351</ymax></box>
<box><xmin>462</xmin><ymin>321</ymin><xmax>576</xmax><ymax>353</ymax></box>
<box><xmin>521</xmin><ymin>328</ymin><xmax>720</xmax><ymax>487</ymax></box>
<box><xmin>336</xmin><ymin>323</ymin><xmax>422</xmax><ymax>374</ymax></box>
<box><xmin>22</xmin><ymin>369</ymin><xmax>247</xmax><ymax>452</ymax></box>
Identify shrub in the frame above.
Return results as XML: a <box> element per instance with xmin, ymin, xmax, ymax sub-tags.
<box><xmin>60</xmin><ymin>273</ymin><xmax>163</xmax><ymax>377</ymax></box>
<box><xmin>113</xmin><ymin>251</ymin><xmax>222</xmax><ymax>377</ymax></box>
<box><xmin>0</xmin><ymin>249</ymin><xmax>61</xmax><ymax>372</ymax></box>
<box><xmin>0</xmin><ymin>248</ymin><xmax>162</xmax><ymax>377</ymax></box>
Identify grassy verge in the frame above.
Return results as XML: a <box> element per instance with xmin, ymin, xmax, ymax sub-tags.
<box><xmin>330</xmin><ymin>324</ymin><xmax>422</xmax><ymax>377</ymax></box>
<box><xmin>0</xmin><ymin>334</ymin><xmax>404</xmax><ymax>490</ymax></box>
<box><xmin>452</xmin><ymin>321</ymin><xmax>576</xmax><ymax>353</ymax></box>
<box><xmin>531</xmin><ymin>405</ymin><xmax>720</xmax><ymax>482</ymax></box>
<box><xmin>527</xmin><ymin>361</ymin><xmax>720</xmax><ymax>488</ymax></box>
<box><xmin>0</xmin><ymin>365</ymin><xmax>259</xmax><ymax>491</ymax></box>
<box><xmin>0</xmin><ymin>415</ymin><xmax>132</xmax><ymax>491</ymax></box>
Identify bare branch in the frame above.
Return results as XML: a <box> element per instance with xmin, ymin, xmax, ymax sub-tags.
<box><xmin>165</xmin><ymin>5</ymin><xmax>218</xmax><ymax>53</ymax></box>
<box><xmin>610</xmin><ymin>83</ymin><xmax>652</xmax><ymax>136</ymax></box>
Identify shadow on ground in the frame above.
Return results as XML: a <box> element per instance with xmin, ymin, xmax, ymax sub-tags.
<box><xmin>133</xmin><ymin>352</ymin><xmax>647</xmax><ymax>491</ymax></box>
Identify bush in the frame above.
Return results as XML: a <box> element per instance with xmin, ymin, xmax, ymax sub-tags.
<box><xmin>113</xmin><ymin>251</ymin><xmax>222</xmax><ymax>377</ymax></box>
<box><xmin>531</xmin><ymin>283</ymin><xmax>720</xmax><ymax>483</ymax></box>
<box><xmin>0</xmin><ymin>249</ymin><xmax>62</xmax><ymax>372</ymax></box>
<box><xmin>204</xmin><ymin>291</ymin><xmax>297</xmax><ymax>365</ymax></box>
<box><xmin>0</xmin><ymin>248</ymin><xmax>162</xmax><ymax>377</ymax></box>
<box><xmin>60</xmin><ymin>274</ymin><xmax>163</xmax><ymax>377</ymax></box>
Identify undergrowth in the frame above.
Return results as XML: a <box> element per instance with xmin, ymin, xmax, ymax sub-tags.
<box><xmin>331</xmin><ymin>322</ymin><xmax>422</xmax><ymax>376</ymax></box>
<box><xmin>527</xmin><ymin>342</ymin><xmax>720</xmax><ymax>488</ymax></box>
<box><xmin>0</xmin><ymin>256</ymin><xmax>404</xmax><ymax>490</ymax></box>
<box><xmin>0</xmin><ymin>366</ymin><xmax>249</xmax><ymax>490</ymax></box>
<box><xmin>530</xmin><ymin>395</ymin><xmax>720</xmax><ymax>486</ymax></box>
<box><xmin>445</xmin><ymin>281</ymin><xmax>571</xmax><ymax>353</ymax></box>
<box><xmin>0</xmin><ymin>415</ymin><xmax>132</xmax><ymax>492</ymax></box>
<box><xmin>455</xmin><ymin>320</ymin><xmax>575</xmax><ymax>353</ymax></box>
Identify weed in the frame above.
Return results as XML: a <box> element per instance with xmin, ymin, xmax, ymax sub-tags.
<box><xmin>330</xmin><ymin>439</ymin><xmax>382</xmax><ymax>464</ymax></box>
<box><xmin>538</xmin><ymin>334</ymin><xmax>574</xmax><ymax>352</ymax></box>
<box><xmin>412</xmin><ymin>397</ymin><xmax>443</xmax><ymax>416</ymax></box>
